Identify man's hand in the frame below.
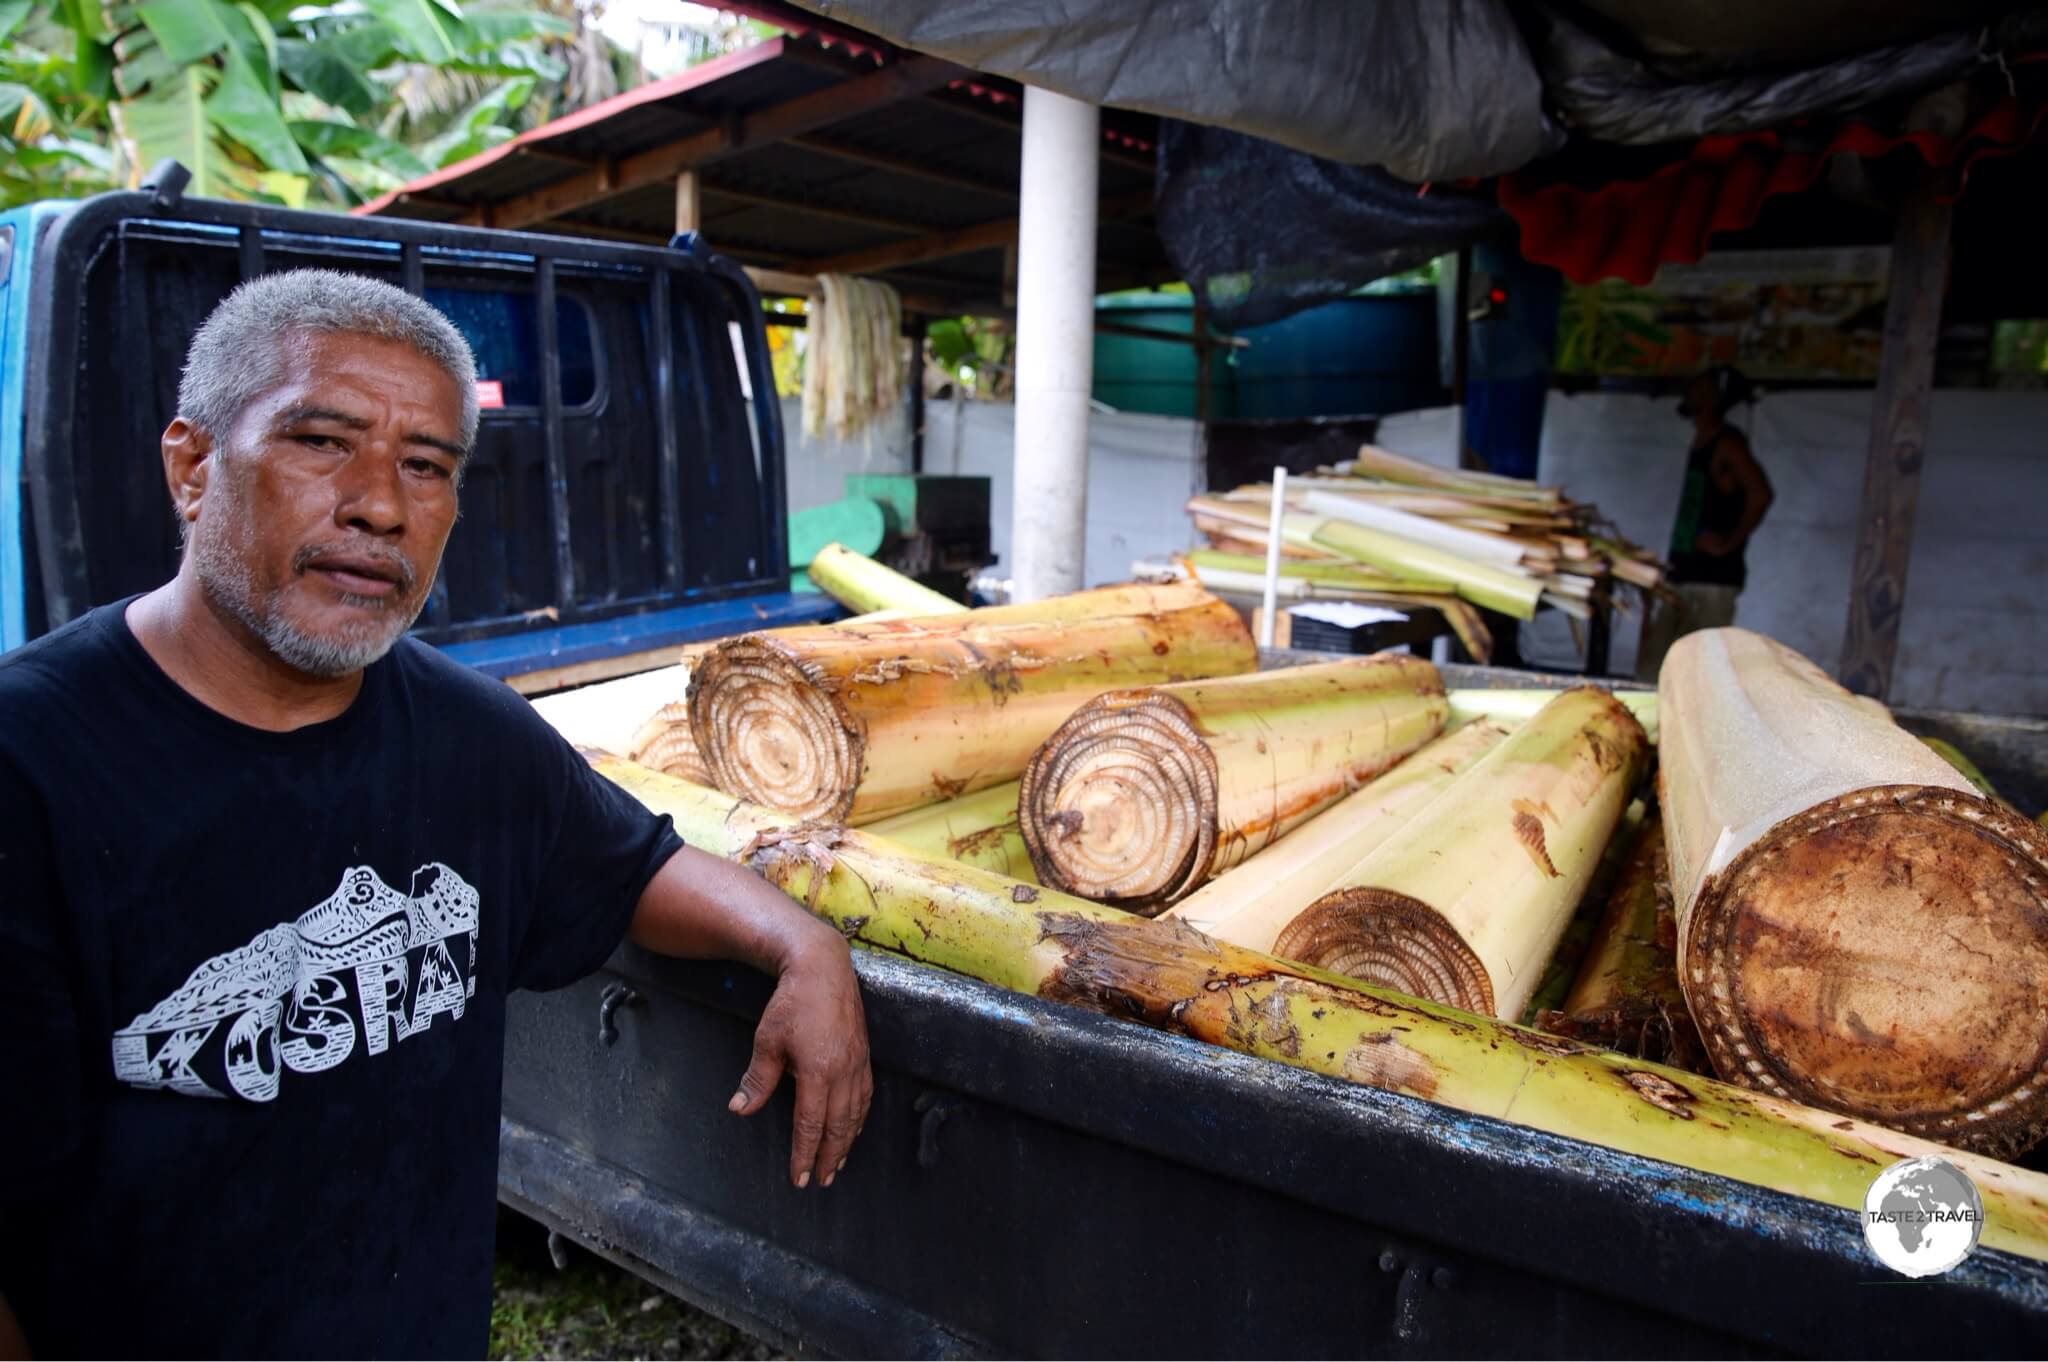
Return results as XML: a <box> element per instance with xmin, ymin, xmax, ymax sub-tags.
<box><xmin>629</xmin><ymin>846</ymin><xmax>873</xmax><ymax>1189</ymax></box>
<box><xmin>728</xmin><ymin>931</ymin><xmax>872</xmax><ymax>1188</ymax></box>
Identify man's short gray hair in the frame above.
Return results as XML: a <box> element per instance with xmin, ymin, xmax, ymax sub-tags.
<box><xmin>177</xmin><ymin>268</ymin><xmax>480</xmax><ymax>452</ymax></box>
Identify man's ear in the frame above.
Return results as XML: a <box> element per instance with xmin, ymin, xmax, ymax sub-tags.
<box><xmin>161</xmin><ymin>418</ymin><xmax>214</xmax><ymax>529</ymax></box>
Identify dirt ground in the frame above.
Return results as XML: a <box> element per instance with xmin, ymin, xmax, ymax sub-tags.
<box><xmin>490</xmin><ymin>1210</ymin><xmax>782</xmax><ymax>1361</ymax></box>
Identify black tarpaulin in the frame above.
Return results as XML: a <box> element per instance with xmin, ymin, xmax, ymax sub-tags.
<box><xmin>1535</xmin><ymin>6</ymin><xmax>1996</xmax><ymax>146</ymax></box>
<box><xmin>785</xmin><ymin>0</ymin><xmax>2047</xmax><ymax>318</ymax></box>
<box><xmin>1153</xmin><ymin>122</ymin><xmax>1505</xmax><ymax>330</ymax></box>
<box><xmin>792</xmin><ymin>0</ymin><xmax>1563</xmax><ymax>182</ymax></box>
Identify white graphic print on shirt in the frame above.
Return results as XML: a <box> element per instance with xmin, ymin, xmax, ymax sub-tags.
<box><xmin>111</xmin><ymin>863</ymin><xmax>480</xmax><ymax>1102</ymax></box>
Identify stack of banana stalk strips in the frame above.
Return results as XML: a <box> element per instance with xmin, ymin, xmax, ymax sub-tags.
<box><xmin>1179</xmin><ymin>443</ymin><xmax>1665</xmax><ymax>663</ymax></box>
<box><xmin>535</xmin><ymin>546</ymin><xmax>2048</xmax><ymax>1256</ymax></box>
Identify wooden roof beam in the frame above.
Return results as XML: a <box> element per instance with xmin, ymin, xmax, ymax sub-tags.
<box><xmin>513</xmin><ymin>144</ymin><xmax>600</xmax><ymax>169</ymax></box>
<box><xmin>861</xmin><ymin>265</ymin><xmax>1009</xmax><ymax>295</ymax></box>
<box><xmin>393</xmin><ymin>190</ymin><xmax>477</xmax><ymax>220</ymax></box>
<box><xmin>786</xmin><ymin>133</ymin><xmax>1019</xmax><ymax>201</ymax></box>
<box><xmin>704</xmin><ymin>183</ymin><xmax>932</xmax><ymax>236</ymax></box>
<box><xmin>733</xmin><ymin>269</ymin><xmax>974</xmax><ymax>318</ymax></box>
<box><xmin>745</xmin><ymin>267</ymin><xmax>823</xmax><ymax>299</ymax></box>
<box><xmin>794</xmin><ymin>189</ymin><xmax>1153</xmax><ymax>277</ymax></box>
<box><xmin>916</xmin><ymin>90</ymin><xmax>1156</xmax><ymax>174</ymax></box>
<box><xmin>493</xmin><ymin>52</ymin><xmax>965</xmax><ymax>230</ymax></box>
<box><xmin>707</xmin><ymin>242</ymin><xmax>799</xmax><ymax>267</ymax></box>
<box><xmin>499</xmin><ymin>231</ymin><xmax>936</xmax><ymax>313</ymax></box>
<box><xmin>533</xmin><ymin>219</ymin><xmax>669</xmax><ymax>246</ymax></box>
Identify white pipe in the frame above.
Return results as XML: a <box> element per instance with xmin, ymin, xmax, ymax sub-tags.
<box><xmin>1299</xmin><ymin>489</ymin><xmax>1535</xmax><ymax>573</ymax></box>
<box><xmin>1259</xmin><ymin>466</ymin><xmax>1288</xmax><ymax>646</ymax></box>
<box><xmin>1010</xmin><ymin>86</ymin><xmax>1100</xmax><ymax>601</ymax></box>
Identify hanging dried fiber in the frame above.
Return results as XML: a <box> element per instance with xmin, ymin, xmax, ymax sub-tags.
<box><xmin>801</xmin><ymin>274</ymin><xmax>905</xmax><ymax>444</ymax></box>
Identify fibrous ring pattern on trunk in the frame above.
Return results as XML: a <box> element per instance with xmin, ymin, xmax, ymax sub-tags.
<box><xmin>1020</xmin><ymin>692</ymin><xmax>1219</xmax><ymax>913</ymax></box>
<box><xmin>1275</xmin><ymin>887</ymin><xmax>1496</xmax><ymax>1017</ymax></box>
<box><xmin>692</xmin><ymin>641</ymin><xmax>862</xmax><ymax>821</ymax></box>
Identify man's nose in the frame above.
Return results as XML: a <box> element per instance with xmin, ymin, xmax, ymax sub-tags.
<box><xmin>336</xmin><ymin>445</ymin><xmax>405</xmax><ymax>536</ymax></box>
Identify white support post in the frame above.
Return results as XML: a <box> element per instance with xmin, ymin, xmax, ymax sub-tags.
<box><xmin>1010</xmin><ymin>85</ymin><xmax>1100</xmax><ymax>601</ymax></box>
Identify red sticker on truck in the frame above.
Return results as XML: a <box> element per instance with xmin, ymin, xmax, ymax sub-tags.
<box><xmin>475</xmin><ymin>380</ymin><xmax>505</xmax><ymax>409</ymax></box>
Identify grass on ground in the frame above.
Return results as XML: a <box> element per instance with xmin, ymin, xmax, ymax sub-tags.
<box><xmin>491</xmin><ymin>1209</ymin><xmax>781</xmax><ymax>1361</ymax></box>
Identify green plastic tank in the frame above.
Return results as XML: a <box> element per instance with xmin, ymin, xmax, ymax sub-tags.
<box><xmin>1091</xmin><ymin>292</ymin><xmax>1236</xmax><ymax>418</ymax></box>
<box><xmin>1091</xmin><ymin>289</ymin><xmax>1448</xmax><ymax>420</ymax></box>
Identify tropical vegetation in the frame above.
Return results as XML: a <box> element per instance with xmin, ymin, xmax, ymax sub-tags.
<box><xmin>0</xmin><ymin>0</ymin><xmax>649</xmax><ymax>211</ymax></box>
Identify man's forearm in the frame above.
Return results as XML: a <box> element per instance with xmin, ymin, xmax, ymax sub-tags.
<box><xmin>627</xmin><ymin>845</ymin><xmax>838</xmax><ymax>972</ymax></box>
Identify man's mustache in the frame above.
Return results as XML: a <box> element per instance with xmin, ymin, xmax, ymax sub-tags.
<box><xmin>293</xmin><ymin>542</ymin><xmax>419</xmax><ymax>597</ymax></box>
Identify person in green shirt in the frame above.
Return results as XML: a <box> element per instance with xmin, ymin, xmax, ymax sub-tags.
<box><xmin>1635</xmin><ymin>367</ymin><xmax>1775</xmax><ymax>682</ymax></box>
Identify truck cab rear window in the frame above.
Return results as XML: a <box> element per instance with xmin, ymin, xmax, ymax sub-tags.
<box><xmin>426</xmin><ymin>286</ymin><xmax>599</xmax><ymax>411</ymax></box>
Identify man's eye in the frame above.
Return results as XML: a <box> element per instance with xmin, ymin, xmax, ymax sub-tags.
<box><xmin>406</xmin><ymin>458</ymin><xmax>454</xmax><ymax>480</ymax></box>
<box><xmin>295</xmin><ymin>434</ymin><xmax>344</xmax><ymax>451</ymax></box>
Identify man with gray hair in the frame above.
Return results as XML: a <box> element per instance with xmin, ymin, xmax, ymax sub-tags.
<box><xmin>0</xmin><ymin>270</ymin><xmax>871</xmax><ymax>1358</ymax></box>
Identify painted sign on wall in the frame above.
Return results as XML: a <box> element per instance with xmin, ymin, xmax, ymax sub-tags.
<box><xmin>1555</xmin><ymin>247</ymin><xmax>1890</xmax><ymax>380</ymax></box>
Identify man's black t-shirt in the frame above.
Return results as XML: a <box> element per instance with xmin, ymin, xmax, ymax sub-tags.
<box><xmin>0</xmin><ymin>600</ymin><xmax>683</xmax><ymax>1357</ymax></box>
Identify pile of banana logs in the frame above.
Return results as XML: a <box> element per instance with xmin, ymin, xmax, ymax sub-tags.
<box><xmin>534</xmin><ymin>544</ymin><xmax>2048</xmax><ymax>1254</ymax></box>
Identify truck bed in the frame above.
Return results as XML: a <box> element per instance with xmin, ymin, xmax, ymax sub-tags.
<box><xmin>500</xmin><ymin>660</ymin><xmax>2048</xmax><ymax>1357</ymax></box>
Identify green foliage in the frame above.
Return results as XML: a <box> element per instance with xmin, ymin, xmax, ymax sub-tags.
<box><xmin>445</xmin><ymin>9</ymin><xmax>570</xmax><ymax>78</ymax></box>
<box><xmin>416</xmin><ymin>73</ymin><xmax>531</xmax><ymax>167</ymax></box>
<box><xmin>288</xmin><ymin>118</ymin><xmax>430</xmax><ymax>178</ymax></box>
<box><xmin>206</xmin><ymin>50</ymin><xmax>310</xmax><ymax>174</ymax></box>
<box><xmin>6</xmin><ymin>0</ymin><xmax>579</xmax><ymax>210</ymax></box>
<box><xmin>1990</xmin><ymin>319</ymin><xmax>2048</xmax><ymax>380</ymax></box>
<box><xmin>1</xmin><ymin>8</ymin><xmax>117</xmax><ymax>206</ymax></box>
<box><xmin>764</xmin><ymin>300</ymin><xmax>804</xmax><ymax>398</ymax></box>
<box><xmin>0</xmin><ymin>2</ymin><xmax>35</xmax><ymax>46</ymax></box>
<box><xmin>1374</xmin><ymin>256</ymin><xmax>1443</xmax><ymax>290</ymax></box>
<box><xmin>360</xmin><ymin>0</ymin><xmax>469</xmax><ymax>65</ymax></box>
<box><xmin>926</xmin><ymin>316</ymin><xmax>1013</xmax><ymax>398</ymax></box>
<box><xmin>109</xmin><ymin>63</ymin><xmax>226</xmax><ymax>194</ymax></box>
<box><xmin>136</xmin><ymin>1</ymin><xmax>247</xmax><ymax>68</ymax></box>
<box><xmin>274</xmin><ymin>38</ymin><xmax>377</xmax><ymax>116</ymax></box>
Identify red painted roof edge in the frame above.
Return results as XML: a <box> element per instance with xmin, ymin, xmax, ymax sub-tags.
<box><xmin>353</xmin><ymin>37</ymin><xmax>795</xmax><ymax>218</ymax></box>
<box><xmin>709</xmin><ymin>1</ymin><xmax>893</xmax><ymax>63</ymax></box>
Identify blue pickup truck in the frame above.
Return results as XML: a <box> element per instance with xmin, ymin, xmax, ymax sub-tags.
<box><xmin>0</xmin><ymin>170</ymin><xmax>836</xmax><ymax>673</ymax></box>
<box><xmin>8</xmin><ymin>176</ymin><xmax>2048</xmax><ymax>1358</ymax></box>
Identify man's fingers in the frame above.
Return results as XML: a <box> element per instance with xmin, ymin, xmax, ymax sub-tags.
<box><xmin>853</xmin><ymin>1070</ymin><xmax>874</xmax><ymax>1143</ymax></box>
<box><xmin>821</xmin><ymin>1066</ymin><xmax>877</xmax><ymax>1187</ymax></box>
<box><xmin>740</xmin><ymin>952</ymin><xmax>872</xmax><ymax>1189</ymax></box>
<box><xmin>788</xmin><ymin>1072</ymin><xmax>828</xmax><ymax>1188</ymax></box>
<box><xmin>728</xmin><ymin>1038</ymin><xmax>785</xmax><ymax>1118</ymax></box>
<box><xmin>816</xmin><ymin>1080</ymin><xmax>863</xmax><ymax>1188</ymax></box>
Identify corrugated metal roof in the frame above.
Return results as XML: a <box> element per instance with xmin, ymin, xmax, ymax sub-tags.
<box><xmin>356</xmin><ymin>33</ymin><xmax>1171</xmax><ymax>311</ymax></box>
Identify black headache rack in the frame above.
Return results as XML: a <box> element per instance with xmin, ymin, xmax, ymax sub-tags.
<box><xmin>20</xmin><ymin>179</ymin><xmax>833</xmax><ymax>676</ymax></box>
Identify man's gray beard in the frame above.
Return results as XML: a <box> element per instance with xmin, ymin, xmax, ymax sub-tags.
<box><xmin>190</xmin><ymin>519</ymin><xmax>425</xmax><ymax>680</ymax></box>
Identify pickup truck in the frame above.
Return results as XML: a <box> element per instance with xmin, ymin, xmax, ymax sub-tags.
<box><xmin>0</xmin><ymin>169</ymin><xmax>838</xmax><ymax>669</ymax></box>
<box><xmin>7</xmin><ymin>179</ymin><xmax>2048</xmax><ymax>1358</ymax></box>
